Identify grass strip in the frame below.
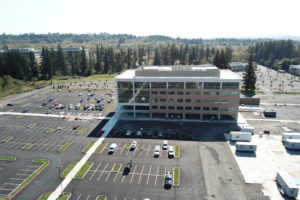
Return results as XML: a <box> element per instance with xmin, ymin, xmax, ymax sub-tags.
<box><xmin>274</xmin><ymin>91</ymin><xmax>300</xmax><ymax>95</ymax></box>
<box><xmin>63</xmin><ymin>117</ymin><xmax>70</xmax><ymax>121</ymax></box>
<box><xmin>60</xmin><ymin>162</ymin><xmax>77</xmax><ymax>178</ymax></box>
<box><xmin>27</xmin><ymin>123</ymin><xmax>37</xmax><ymax>128</ymax></box>
<box><xmin>75</xmin><ymin>162</ymin><xmax>93</xmax><ymax>179</ymax></box>
<box><xmin>173</xmin><ymin>167</ymin><xmax>180</xmax><ymax>186</ymax></box>
<box><xmin>175</xmin><ymin>145</ymin><xmax>180</xmax><ymax>158</ymax></box>
<box><xmin>103</xmin><ymin>105</ymin><xmax>110</xmax><ymax>111</ymax></box>
<box><xmin>124</xmin><ymin>143</ymin><xmax>131</xmax><ymax>149</ymax></box>
<box><xmin>16</xmin><ymin>115</ymin><xmax>23</xmax><ymax>119</ymax></box>
<box><xmin>9</xmin><ymin>159</ymin><xmax>50</xmax><ymax>199</ymax></box>
<box><xmin>90</xmin><ymin>118</ymin><xmax>97</xmax><ymax>123</ymax></box>
<box><xmin>22</xmin><ymin>143</ymin><xmax>33</xmax><ymax>150</ymax></box>
<box><xmin>57</xmin><ymin>141</ymin><xmax>73</xmax><ymax>153</ymax></box>
<box><xmin>37</xmin><ymin>192</ymin><xmax>51</xmax><ymax>200</ymax></box>
<box><xmin>112</xmin><ymin>163</ymin><xmax>122</xmax><ymax>172</ymax></box>
<box><xmin>81</xmin><ymin>142</ymin><xmax>95</xmax><ymax>153</ymax></box>
<box><xmin>0</xmin><ymin>156</ymin><xmax>16</xmax><ymax>161</ymax></box>
<box><xmin>77</xmin><ymin>126</ymin><xmax>88</xmax><ymax>136</ymax></box>
<box><xmin>94</xmin><ymin>142</ymin><xmax>108</xmax><ymax>153</ymax></box>
<box><xmin>96</xmin><ymin>195</ymin><xmax>107</xmax><ymax>200</ymax></box>
<box><xmin>1</xmin><ymin>136</ymin><xmax>14</xmax><ymax>143</ymax></box>
<box><xmin>46</xmin><ymin>128</ymin><xmax>55</xmax><ymax>133</ymax></box>
<box><xmin>57</xmin><ymin>192</ymin><xmax>71</xmax><ymax>200</ymax></box>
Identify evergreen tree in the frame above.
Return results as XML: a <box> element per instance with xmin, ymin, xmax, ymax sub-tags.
<box><xmin>153</xmin><ymin>49</ymin><xmax>161</xmax><ymax>65</ymax></box>
<box><xmin>205</xmin><ymin>45</ymin><xmax>210</xmax><ymax>61</ymax></box>
<box><xmin>29</xmin><ymin>51</ymin><xmax>39</xmax><ymax>79</ymax></box>
<box><xmin>243</xmin><ymin>50</ymin><xmax>257</xmax><ymax>92</ymax></box>
<box><xmin>80</xmin><ymin>47</ymin><xmax>88</xmax><ymax>75</ymax></box>
<box><xmin>95</xmin><ymin>44</ymin><xmax>102</xmax><ymax>73</ymax></box>
<box><xmin>219</xmin><ymin>49</ymin><xmax>229</xmax><ymax>69</ymax></box>
<box><xmin>213</xmin><ymin>50</ymin><xmax>220</xmax><ymax>68</ymax></box>
<box><xmin>56</xmin><ymin>44</ymin><xmax>68</xmax><ymax>75</ymax></box>
<box><xmin>138</xmin><ymin>46</ymin><xmax>144</xmax><ymax>66</ymax></box>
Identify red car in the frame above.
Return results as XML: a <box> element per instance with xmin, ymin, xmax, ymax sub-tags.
<box><xmin>73</xmin><ymin>125</ymin><xmax>79</xmax><ymax>130</ymax></box>
<box><xmin>75</xmin><ymin>117</ymin><xmax>79</xmax><ymax>120</ymax></box>
<box><xmin>62</xmin><ymin>116</ymin><xmax>66</xmax><ymax>119</ymax></box>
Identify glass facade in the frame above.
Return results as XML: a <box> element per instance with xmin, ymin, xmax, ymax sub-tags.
<box><xmin>222</xmin><ymin>82</ymin><xmax>239</xmax><ymax>89</ymax></box>
<box><xmin>204</xmin><ymin>82</ymin><xmax>220</xmax><ymax>89</ymax></box>
<box><xmin>151</xmin><ymin>82</ymin><xmax>167</xmax><ymax>89</ymax></box>
<box><xmin>186</xmin><ymin>82</ymin><xmax>202</xmax><ymax>89</ymax></box>
<box><xmin>168</xmin><ymin>82</ymin><xmax>184</xmax><ymax>89</ymax></box>
<box><xmin>118</xmin><ymin>82</ymin><xmax>134</xmax><ymax>103</ymax></box>
<box><xmin>134</xmin><ymin>82</ymin><xmax>149</xmax><ymax>103</ymax></box>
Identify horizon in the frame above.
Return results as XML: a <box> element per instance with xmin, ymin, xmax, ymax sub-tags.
<box><xmin>1</xmin><ymin>0</ymin><xmax>300</xmax><ymax>39</ymax></box>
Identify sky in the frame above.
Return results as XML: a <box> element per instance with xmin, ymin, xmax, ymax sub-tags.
<box><xmin>0</xmin><ymin>0</ymin><xmax>300</xmax><ymax>39</ymax></box>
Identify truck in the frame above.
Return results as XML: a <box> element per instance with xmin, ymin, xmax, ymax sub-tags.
<box><xmin>282</xmin><ymin>132</ymin><xmax>300</xmax><ymax>142</ymax></box>
<box><xmin>230</xmin><ymin>131</ymin><xmax>252</xmax><ymax>142</ymax></box>
<box><xmin>276</xmin><ymin>171</ymin><xmax>299</xmax><ymax>198</ymax></box>
<box><xmin>285</xmin><ymin>139</ymin><xmax>300</xmax><ymax>150</ymax></box>
<box><xmin>236</xmin><ymin>142</ymin><xmax>257</xmax><ymax>152</ymax></box>
<box><xmin>238</xmin><ymin>124</ymin><xmax>254</xmax><ymax>134</ymax></box>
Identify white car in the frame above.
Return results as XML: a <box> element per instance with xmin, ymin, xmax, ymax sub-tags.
<box><xmin>68</xmin><ymin>104</ymin><xmax>73</xmax><ymax>109</ymax></box>
<box><xmin>154</xmin><ymin>145</ymin><xmax>160</xmax><ymax>157</ymax></box>
<box><xmin>130</xmin><ymin>141</ymin><xmax>137</xmax><ymax>150</ymax></box>
<box><xmin>78</xmin><ymin>92</ymin><xmax>82</xmax><ymax>96</ymax></box>
<box><xmin>163</xmin><ymin>140</ymin><xmax>168</xmax><ymax>150</ymax></box>
<box><xmin>168</xmin><ymin>145</ymin><xmax>174</xmax><ymax>158</ymax></box>
<box><xmin>108</xmin><ymin>143</ymin><xmax>117</xmax><ymax>154</ymax></box>
<box><xmin>136</xmin><ymin>131</ymin><xmax>142</xmax><ymax>136</ymax></box>
<box><xmin>58</xmin><ymin>111</ymin><xmax>64</xmax><ymax>115</ymax></box>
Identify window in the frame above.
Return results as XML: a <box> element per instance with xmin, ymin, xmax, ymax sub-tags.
<box><xmin>220</xmin><ymin>107</ymin><xmax>228</xmax><ymax>111</ymax></box>
<box><xmin>123</xmin><ymin>105</ymin><xmax>134</xmax><ymax>110</ymax></box>
<box><xmin>168</xmin><ymin>91</ymin><xmax>175</xmax><ymax>95</ymax></box>
<box><xmin>212</xmin><ymin>107</ymin><xmax>219</xmax><ymax>111</ymax></box>
<box><xmin>152</xmin><ymin>106</ymin><xmax>158</xmax><ymax>109</ymax></box>
<box><xmin>185</xmin><ymin>107</ymin><xmax>192</xmax><ymax>110</ymax></box>
<box><xmin>135</xmin><ymin>106</ymin><xmax>149</xmax><ymax>110</ymax></box>
<box><xmin>194</xmin><ymin>107</ymin><xmax>201</xmax><ymax>110</ymax></box>
<box><xmin>177</xmin><ymin>91</ymin><xmax>184</xmax><ymax>95</ymax></box>
<box><xmin>185</xmin><ymin>99</ymin><xmax>192</xmax><ymax>103</ymax></box>
<box><xmin>160</xmin><ymin>91</ymin><xmax>166</xmax><ymax>94</ymax></box>
<box><xmin>203</xmin><ymin>99</ymin><xmax>210</xmax><ymax>103</ymax></box>
<box><xmin>151</xmin><ymin>82</ymin><xmax>167</xmax><ymax>89</ymax></box>
<box><xmin>134</xmin><ymin>82</ymin><xmax>150</xmax><ymax>90</ymax></box>
<box><xmin>168</xmin><ymin>82</ymin><xmax>184</xmax><ymax>89</ymax></box>
<box><xmin>186</xmin><ymin>82</ymin><xmax>202</xmax><ymax>89</ymax></box>
<box><xmin>168</xmin><ymin>106</ymin><xmax>175</xmax><ymax>110</ymax></box>
<box><xmin>203</xmin><ymin>91</ymin><xmax>210</xmax><ymax>95</ymax></box>
<box><xmin>117</xmin><ymin>82</ymin><xmax>134</xmax><ymax>103</ymax></box>
<box><xmin>229</xmin><ymin>107</ymin><xmax>237</xmax><ymax>112</ymax></box>
<box><xmin>230</xmin><ymin>99</ymin><xmax>238</xmax><ymax>104</ymax></box>
<box><xmin>185</xmin><ymin>91</ymin><xmax>192</xmax><ymax>95</ymax></box>
<box><xmin>204</xmin><ymin>82</ymin><xmax>220</xmax><ymax>89</ymax></box>
<box><xmin>222</xmin><ymin>82</ymin><xmax>239</xmax><ymax>89</ymax></box>
<box><xmin>203</xmin><ymin>107</ymin><xmax>209</xmax><ymax>111</ymax></box>
<box><xmin>151</xmin><ymin>91</ymin><xmax>158</xmax><ymax>95</ymax></box>
<box><xmin>212</xmin><ymin>91</ymin><xmax>219</xmax><ymax>96</ymax></box>
<box><xmin>221</xmin><ymin>100</ymin><xmax>229</xmax><ymax>104</ymax></box>
<box><xmin>195</xmin><ymin>91</ymin><xmax>201</xmax><ymax>95</ymax></box>
<box><xmin>231</xmin><ymin>91</ymin><xmax>239</xmax><ymax>96</ymax></box>
<box><xmin>160</xmin><ymin>99</ymin><xmax>166</xmax><ymax>102</ymax></box>
<box><xmin>160</xmin><ymin>106</ymin><xmax>166</xmax><ymax>110</ymax></box>
<box><xmin>177</xmin><ymin>106</ymin><xmax>183</xmax><ymax>110</ymax></box>
<box><xmin>195</xmin><ymin>99</ymin><xmax>201</xmax><ymax>103</ymax></box>
<box><xmin>152</xmin><ymin>98</ymin><xmax>158</xmax><ymax>102</ymax></box>
<box><xmin>177</xmin><ymin>99</ymin><xmax>184</xmax><ymax>103</ymax></box>
<box><xmin>168</xmin><ymin>99</ymin><xmax>175</xmax><ymax>103</ymax></box>
<box><xmin>212</xmin><ymin>99</ymin><xmax>219</xmax><ymax>104</ymax></box>
<box><xmin>222</xmin><ymin>91</ymin><xmax>229</xmax><ymax>96</ymax></box>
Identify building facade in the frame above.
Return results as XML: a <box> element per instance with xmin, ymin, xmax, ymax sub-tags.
<box><xmin>229</xmin><ymin>62</ymin><xmax>247</xmax><ymax>72</ymax></box>
<box><xmin>289</xmin><ymin>65</ymin><xmax>300</xmax><ymax>76</ymax></box>
<box><xmin>115</xmin><ymin>65</ymin><xmax>242</xmax><ymax>121</ymax></box>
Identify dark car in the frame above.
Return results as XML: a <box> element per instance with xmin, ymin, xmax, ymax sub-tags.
<box><xmin>42</xmin><ymin>102</ymin><xmax>47</xmax><ymax>106</ymax></box>
<box><xmin>164</xmin><ymin>171</ymin><xmax>172</xmax><ymax>189</ymax></box>
<box><xmin>7</xmin><ymin>103</ymin><xmax>14</xmax><ymax>106</ymax></box>
<box><xmin>99</xmin><ymin>106</ymin><xmax>104</xmax><ymax>111</ymax></box>
<box><xmin>46</xmin><ymin>110</ymin><xmax>51</xmax><ymax>114</ymax></box>
<box><xmin>123</xmin><ymin>162</ymin><xmax>132</xmax><ymax>175</ymax></box>
<box><xmin>83</xmin><ymin>104</ymin><xmax>88</xmax><ymax>110</ymax></box>
<box><xmin>73</xmin><ymin>125</ymin><xmax>79</xmax><ymax>130</ymax></box>
<box><xmin>22</xmin><ymin>109</ymin><xmax>29</xmax><ymax>113</ymax></box>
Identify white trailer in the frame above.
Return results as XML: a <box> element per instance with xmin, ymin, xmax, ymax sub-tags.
<box><xmin>276</xmin><ymin>171</ymin><xmax>299</xmax><ymax>198</ymax></box>
<box><xmin>282</xmin><ymin>132</ymin><xmax>300</xmax><ymax>142</ymax></box>
<box><xmin>241</xmin><ymin>126</ymin><xmax>254</xmax><ymax>135</ymax></box>
<box><xmin>285</xmin><ymin>139</ymin><xmax>300</xmax><ymax>150</ymax></box>
<box><xmin>236</xmin><ymin>142</ymin><xmax>257</xmax><ymax>152</ymax></box>
<box><xmin>230</xmin><ymin>131</ymin><xmax>252</xmax><ymax>142</ymax></box>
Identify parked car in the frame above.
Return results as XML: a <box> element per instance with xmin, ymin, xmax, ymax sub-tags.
<box><xmin>73</xmin><ymin>125</ymin><xmax>79</xmax><ymax>130</ymax></box>
<box><xmin>126</xmin><ymin>130</ymin><xmax>132</xmax><ymax>137</ymax></box>
<box><xmin>136</xmin><ymin>131</ymin><xmax>142</xmax><ymax>137</ymax></box>
<box><xmin>46</xmin><ymin>110</ymin><xmax>51</xmax><ymax>114</ymax></box>
<box><xmin>164</xmin><ymin>171</ymin><xmax>172</xmax><ymax>188</ymax></box>
<box><xmin>78</xmin><ymin>92</ymin><xmax>83</xmax><ymax>96</ymax></box>
<box><xmin>83</xmin><ymin>104</ymin><xmax>88</xmax><ymax>110</ymax></box>
<box><xmin>68</xmin><ymin>104</ymin><xmax>73</xmax><ymax>109</ymax></box>
<box><xmin>123</xmin><ymin>162</ymin><xmax>132</xmax><ymax>175</ymax></box>
<box><xmin>22</xmin><ymin>109</ymin><xmax>29</xmax><ymax>113</ymax></box>
<box><xmin>58</xmin><ymin>111</ymin><xmax>64</xmax><ymax>115</ymax></box>
<box><xmin>168</xmin><ymin>145</ymin><xmax>174</xmax><ymax>158</ymax></box>
<box><xmin>163</xmin><ymin>140</ymin><xmax>168</xmax><ymax>150</ymax></box>
<box><xmin>108</xmin><ymin>143</ymin><xmax>117</xmax><ymax>154</ymax></box>
<box><xmin>154</xmin><ymin>145</ymin><xmax>160</xmax><ymax>157</ymax></box>
<box><xmin>130</xmin><ymin>141</ymin><xmax>137</xmax><ymax>150</ymax></box>
<box><xmin>42</xmin><ymin>102</ymin><xmax>47</xmax><ymax>106</ymax></box>
<box><xmin>7</xmin><ymin>103</ymin><xmax>14</xmax><ymax>106</ymax></box>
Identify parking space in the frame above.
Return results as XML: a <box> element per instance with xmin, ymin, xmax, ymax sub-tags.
<box><xmin>0</xmin><ymin>159</ymin><xmax>43</xmax><ymax>197</ymax></box>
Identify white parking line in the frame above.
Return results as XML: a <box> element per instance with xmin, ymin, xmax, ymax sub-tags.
<box><xmin>86</xmin><ymin>194</ymin><xmax>90</xmax><ymax>200</ymax></box>
<box><xmin>105</xmin><ymin>168</ymin><xmax>113</xmax><ymax>182</ymax></box>
<box><xmin>146</xmin><ymin>144</ymin><xmax>151</xmax><ymax>157</ymax></box>
<box><xmin>89</xmin><ymin>162</ymin><xmax>102</xmax><ymax>181</ymax></box>
<box><xmin>4</xmin><ymin>183</ymin><xmax>19</xmax><ymax>186</ymax></box>
<box><xmin>10</xmin><ymin>178</ymin><xmax>25</xmax><ymax>181</ymax></box>
<box><xmin>21</xmin><ymin>169</ymin><xmax>35</xmax><ymax>172</ymax></box>
<box><xmin>16</xmin><ymin>173</ymin><xmax>30</xmax><ymax>176</ymax></box>
<box><xmin>0</xmin><ymin>188</ymin><xmax>12</xmax><ymax>190</ymax></box>
<box><xmin>154</xmin><ymin>166</ymin><xmax>159</xmax><ymax>186</ymax></box>
<box><xmin>76</xmin><ymin>193</ymin><xmax>81</xmax><ymax>200</ymax></box>
<box><xmin>113</xmin><ymin>171</ymin><xmax>119</xmax><ymax>182</ymax></box>
<box><xmin>97</xmin><ymin>163</ymin><xmax>109</xmax><ymax>181</ymax></box>
<box><xmin>0</xmin><ymin>163</ymin><xmax>8</xmax><ymax>166</ymax></box>
<box><xmin>138</xmin><ymin>165</ymin><xmax>144</xmax><ymax>184</ymax></box>
<box><xmin>130</xmin><ymin>165</ymin><xmax>137</xmax><ymax>183</ymax></box>
<box><xmin>146</xmin><ymin>165</ymin><xmax>152</xmax><ymax>185</ymax></box>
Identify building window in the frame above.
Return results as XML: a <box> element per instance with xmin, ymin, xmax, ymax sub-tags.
<box><xmin>177</xmin><ymin>91</ymin><xmax>184</xmax><ymax>95</ymax></box>
<box><xmin>195</xmin><ymin>91</ymin><xmax>201</xmax><ymax>95</ymax></box>
<box><xmin>222</xmin><ymin>82</ymin><xmax>239</xmax><ymax>90</ymax></box>
<box><xmin>195</xmin><ymin>99</ymin><xmax>201</xmax><ymax>103</ymax></box>
<box><xmin>222</xmin><ymin>91</ymin><xmax>229</xmax><ymax>96</ymax></box>
<box><xmin>168</xmin><ymin>91</ymin><xmax>175</xmax><ymax>95</ymax></box>
<box><xmin>212</xmin><ymin>99</ymin><xmax>219</xmax><ymax>104</ymax></box>
<box><xmin>168</xmin><ymin>82</ymin><xmax>184</xmax><ymax>89</ymax></box>
<box><xmin>204</xmin><ymin>82</ymin><xmax>220</xmax><ymax>89</ymax></box>
<box><xmin>230</xmin><ymin>99</ymin><xmax>238</xmax><ymax>104</ymax></box>
<box><xmin>212</xmin><ymin>107</ymin><xmax>219</xmax><ymax>111</ymax></box>
<box><xmin>135</xmin><ymin>82</ymin><xmax>150</xmax><ymax>89</ymax></box>
<box><xmin>177</xmin><ymin>106</ymin><xmax>183</xmax><ymax>110</ymax></box>
<box><xmin>168</xmin><ymin>99</ymin><xmax>175</xmax><ymax>103</ymax></box>
<box><xmin>221</xmin><ymin>100</ymin><xmax>229</xmax><ymax>104</ymax></box>
<box><xmin>194</xmin><ymin>107</ymin><xmax>201</xmax><ymax>110</ymax></box>
<box><xmin>135</xmin><ymin>106</ymin><xmax>149</xmax><ymax>110</ymax></box>
<box><xmin>231</xmin><ymin>91</ymin><xmax>239</xmax><ymax>96</ymax></box>
<box><xmin>117</xmin><ymin>82</ymin><xmax>134</xmax><ymax>103</ymax></box>
<box><xmin>186</xmin><ymin>82</ymin><xmax>202</xmax><ymax>89</ymax></box>
<box><xmin>151</xmin><ymin>82</ymin><xmax>167</xmax><ymax>89</ymax></box>
<box><xmin>123</xmin><ymin>105</ymin><xmax>134</xmax><ymax>110</ymax></box>
<box><xmin>185</xmin><ymin>99</ymin><xmax>192</xmax><ymax>103</ymax></box>
<box><xmin>203</xmin><ymin>107</ymin><xmax>209</xmax><ymax>111</ymax></box>
<box><xmin>203</xmin><ymin>91</ymin><xmax>210</xmax><ymax>95</ymax></box>
<box><xmin>177</xmin><ymin>99</ymin><xmax>184</xmax><ymax>103</ymax></box>
<box><xmin>152</xmin><ymin>106</ymin><xmax>158</xmax><ymax>110</ymax></box>
<box><xmin>185</xmin><ymin>106</ymin><xmax>192</xmax><ymax>110</ymax></box>
<box><xmin>212</xmin><ymin>91</ymin><xmax>219</xmax><ymax>96</ymax></box>
<box><xmin>152</xmin><ymin>113</ymin><xmax>166</xmax><ymax>118</ymax></box>
<box><xmin>134</xmin><ymin>82</ymin><xmax>150</xmax><ymax>103</ymax></box>
<box><xmin>185</xmin><ymin>91</ymin><xmax>192</xmax><ymax>95</ymax></box>
<box><xmin>185</xmin><ymin>114</ymin><xmax>200</xmax><ymax>119</ymax></box>
<box><xmin>160</xmin><ymin>99</ymin><xmax>166</xmax><ymax>102</ymax></box>
<box><xmin>168</xmin><ymin>106</ymin><xmax>175</xmax><ymax>110</ymax></box>
<box><xmin>229</xmin><ymin>107</ymin><xmax>237</xmax><ymax>112</ymax></box>
<box><xmin>203</xmin><ymin>99</ymin><xmax>210</xmax><ymax>103</ymax></box>
<box><xmin>152</xmin><ymin>98</ymin><xmax>158</xmax><ymax>102</ymax></box>
<box><xmin>220</xmin><ymin>107</ymin><xmax>228</xmax><ymax>111</ymax></box>
<box><xmin>160</xmin><ymin>106</ymin><xmax>166</xmax><ymax>110</ymax></box>
<box><xmin>151</xmin><ymin>91</ymin><xmax>158</xmax><ymax>95</ymax></box>
<box><xmin>160</xmin><ymin>91</ymin><xmax>166</xmax><ymax>95</ymax></box>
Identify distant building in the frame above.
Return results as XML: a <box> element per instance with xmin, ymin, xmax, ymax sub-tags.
<box><xmin>0</xmin><ymin>48</ymin><xmax>41</xmax><ymax>63</ymax></box>
<box><xmin>229</xmin><ymin>62</ymin><xmax>247</xmax><ymax>72</ymax></box>
<box><xmin>289</xmin><ymin>65</ymin><xmax>300</xmax><ymax>76</ymax></box>
<box><xmin>60</xmin><ymin>47</ymin><xmax>89</xmax><ymax>62</ymax></box>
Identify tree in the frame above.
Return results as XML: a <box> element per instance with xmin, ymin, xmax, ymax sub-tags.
<box><xmin>153</xmin><ymin>49</ymin><xmax>161</xmax><ymax>65</ymax></box>
<box><xmin>29</xmin><ymin>51</ymin><xmax>39</xmax><ymax>79</ymax></box>
<box><xmin>56</xmin><ymin>44</ymin><xmax>68</xmax><ymax>75</ymax></box>
<box><xmin>80</xmin><ymin>47</ymin><xmax>88</xmax><ymax>75</ymax></box>
<box><xmin>95</xmin><ymin>44</ymin><xmax>103</xmax><ymax>73</ymax></box>
<box><xmin>213</xmin><ymin>50</ymin><xmax>220</xmax><ymax>68</ymax></box>
<box><xmin>243</xmin><ymin>50</ymin><xmax>257</xmax><ymax>92</ymax></box>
